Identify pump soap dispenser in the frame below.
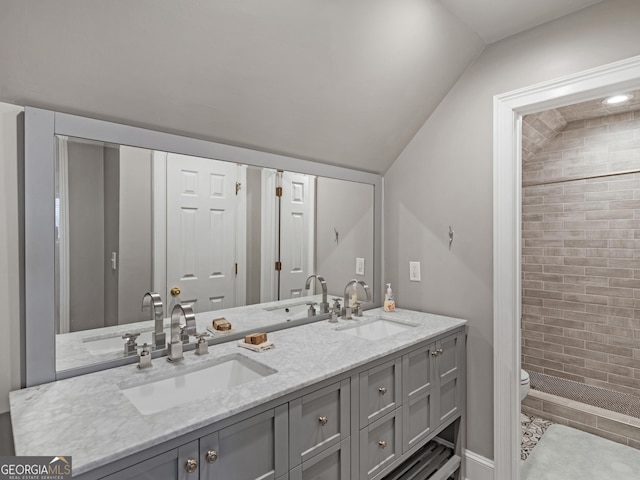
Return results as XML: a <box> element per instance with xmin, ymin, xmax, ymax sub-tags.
<box><xmin>384</xmin><ymin>283</ymin><xmax>395</xmax><ymax>312</ymax></box>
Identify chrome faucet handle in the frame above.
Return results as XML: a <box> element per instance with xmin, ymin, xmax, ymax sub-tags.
<box><xmin>306</xmin><ymin>302</ymin><xmax>317</xmax><ymax>317</ymax></box>
<box><xmin>354</xmin><ymin>302</ymin><xmax>363</xmax><ymax>317</ymax></box>
<box><xmin>138</xmin><ymin>343</ymin><xmax>152</xmax><ymax>369</ymax></box>
<box><xmin>195</xmin><ymin>334</ymin><xmax>209</xmax><ymax>356</ymax></box>
<box><xmin>332</xmin><ymin>298</ymin><xmax>341</xmax><ymax>310</ymax></box>
<box><xmin>122</xmin><ymin>333</ymin><xmax>140</xmax><ymax>356</ymax></box>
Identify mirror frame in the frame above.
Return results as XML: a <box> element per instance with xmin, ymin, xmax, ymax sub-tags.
<box><xmin>24</xmin><ymin>107</ymin><xmax>383</xmax><ymax>386</ymax></box>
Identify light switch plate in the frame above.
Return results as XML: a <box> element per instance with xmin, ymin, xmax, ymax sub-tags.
<box><xmin>356</xmin><ymin>257</ymin><xmax>365</xmax><ymax>276</ymax></box>
<box><xmin>409</xmin><ymin>261</ymin><xmax>421</xmax><ymax>281</ymax></box>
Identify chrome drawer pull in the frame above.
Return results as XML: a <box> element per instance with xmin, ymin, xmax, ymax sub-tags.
<box><xmin>378</xmin><ymin>440</ymin><xmax>387</xmax><ymax>449</ymax></box>
<box><xmin>206</xmin><ymin>450</ymin><xmax>218</xmax><ymax>464</ymax></box>
<box><xmin>185</xmin><ymin>458</ymin><xmax>198</xmax><ymax>473</ymax></box>
<box><xmin>319</xmin><ymin>416</ymin><xmax>328</xmax><ymax>426</ymax></box>
<box><xmin>378</xmin><ymin>387</ymin><xmax>387</xmax><ymax>395</ymax></box>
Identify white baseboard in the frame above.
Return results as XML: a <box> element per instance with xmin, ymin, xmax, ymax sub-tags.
<box><xmin>465</xmin><ymin>449</ymin><xmax>495</xmax><ymax>480</ymax></box>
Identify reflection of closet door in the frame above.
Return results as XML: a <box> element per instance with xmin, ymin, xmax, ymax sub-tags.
<box><xmin>166</xmin><ymin>154</ymin><xmax>239</xmax><ymax>312</ymax></box>
<box><xmin>279</xmin><ymin>172</ymin><xmax>315</xmax><ymax>299</ymax></box>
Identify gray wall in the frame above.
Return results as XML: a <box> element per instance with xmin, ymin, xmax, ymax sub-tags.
<box><xmin>316</xmin><ymin>177</ymin><xmax>374</xmax><ymax>296</ymax></box>
<box><xmin>67</xmin><ymin>141</ymin><xmax>106</xmax><ymax>331</ymax></box>
<box><xmin>246</xmin><ymin>167</ymin><xmax>263</xmax><ymax>306</ymax></box>
<box><xmin>117</xmin><ymin>146</ymin><xmax>153</xmax><ymax>324</ymax></box>
<box><xmin>103</xmin><ymin>145</ymin><xmax>120</xmax><ymax>327</ymax></box>
<box><xmin>384</xmin><ymin>0</ymin><xmax>640</xmax><ymax>460</ymax></box>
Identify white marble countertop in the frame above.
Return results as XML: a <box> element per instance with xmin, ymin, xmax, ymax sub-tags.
<box><xmin>12</xmin><ymin>308</ymin><xmax>466</xmax><ymax>476</ymax></box>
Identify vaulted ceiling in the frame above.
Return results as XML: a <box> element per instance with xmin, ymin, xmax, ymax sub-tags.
<box><xmin>0</xmin><ymin>0</ymin><xmax>606</xmax><ymax>173</ymax></box>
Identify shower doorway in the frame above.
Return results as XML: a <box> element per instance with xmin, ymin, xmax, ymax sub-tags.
<box><xmin>494</xmin><ymin>54</ymin><xmax>640</xmax><ymax>480</ymax></box>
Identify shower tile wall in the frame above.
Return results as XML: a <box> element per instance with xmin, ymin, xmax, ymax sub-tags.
<box><xmin>522</xmin><ymin>111</ymin><xmax>640</xmax><ymax>398</ymax></box>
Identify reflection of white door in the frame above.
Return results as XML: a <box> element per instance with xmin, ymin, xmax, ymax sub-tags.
<box><xmin>165</xmin><ymin>153</ymin><xmax>240</xmax><ymax>312</ymax></box>
<box><xmin>279</xmin><ymin>172</ymin><xmax>315</xmax><ymax>299</ymax></box>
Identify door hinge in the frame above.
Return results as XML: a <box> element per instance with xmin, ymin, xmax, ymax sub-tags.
<box><xmin>275</xmin><ymin>186</ymin><xmax>282</xmax><ymax>197</ymax></box>
<box><xmin>236</xmin><ymin>182</ymin><xmax>241</xmax><ymax>195</ymax></box>
<box><xmin>235</xmin><ymin>263</ymin><xmax>238</xmax><ymax>275</ymax></box>
<box><xmin>275</xmin><ymin>261</ymin><xmax>282</xmax><ymax>271</ymax></box>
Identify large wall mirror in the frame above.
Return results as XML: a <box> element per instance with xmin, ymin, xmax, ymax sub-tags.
<box><xmin>25</xmin><ymin>108</ymin><xmax>382</xmax><ymax>386</ymax></box>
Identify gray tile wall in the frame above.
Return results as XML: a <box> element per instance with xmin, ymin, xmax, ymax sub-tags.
<box><xmin>522</xmin><ymin>113</ymin><xmax>640</xmax><ymax>398</ymax></box>
<box><xmin>523</xmin><ymin>111</ymin><xmax>640</xmax><ymax>187</ymax></box>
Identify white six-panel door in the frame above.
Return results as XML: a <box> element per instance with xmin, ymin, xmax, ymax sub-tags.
<box><xmin>165</xmin><ymin>153</ymin><xmax>239</xmax><ymax>312</ymax></box>
<box><xmin>279</xmin><ymin>172</ymin><xmax>315</xmax><ymax>299</ymax></box>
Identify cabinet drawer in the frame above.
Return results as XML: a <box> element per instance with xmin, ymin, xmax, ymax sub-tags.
<box><xmin>289</xmin><ymin>379</ymin><xmax>350</xmax><ymax>468</ymax></box>
<box><xmin>402</xmin><ymin>343</ymin><xmax>435</xmax><ymax>402</ymax></box>
<box><xmin>402</xmin><ymin>388</ymin><xmax>433</xmax><ymax>454</ymax></box>
<box><xmin>359</xmin><ymin>407</ymin><xmax>402</xmax><ymax>480</ymax></box>
<box><xmin>359</xmin><ymin>358</ymin><xmax>401</xmax><ymax>427</ymax></box>
<box><xmin>289</xmin><ymin>438</ymin><xmax>351</xmax><ymax>480</ymax></box>
<box><xmin>200</xmin><ymin>406</ymin><xmax>288</xmax><ymax>480</ymax></box>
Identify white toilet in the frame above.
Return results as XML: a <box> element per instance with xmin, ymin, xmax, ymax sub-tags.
<box><xmin>520</xmin><ymin>369</ymin><xmax>530</xmax><ymax>400</ymax></box>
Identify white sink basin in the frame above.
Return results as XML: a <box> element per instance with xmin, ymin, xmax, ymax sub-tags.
<box><xmin>263</xmin><ymin>301</ymin><xmax>310</xmax><ymax>320</ymax></box>
<box><xmin>335</xmin><ymin>317</ymin><xmax>419</xmax><ymax>341</ymax></box>
<box><xmin>83</xmin><ymin>328</ymin><xmax>170</xmax><ymax>355</ymax></box>
<box><xmin>120</xmin><ymin>354</ymin><xmax>276</xmax><ymax>415</ymax></box>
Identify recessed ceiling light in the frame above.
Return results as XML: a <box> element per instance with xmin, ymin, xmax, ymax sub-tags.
<box><xmin>603</xmin><ymin>94</ymin><xmax>633</xmax><ymax>105</ymax></box>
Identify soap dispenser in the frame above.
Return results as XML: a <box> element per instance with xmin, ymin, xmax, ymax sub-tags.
<box><xmin>384</xmin><ymin>283</ymin><xmax>395</xmax><ymax>312</ymax></box>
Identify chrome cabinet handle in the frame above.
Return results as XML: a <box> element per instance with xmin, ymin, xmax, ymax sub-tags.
<box><xmin>378</xmin><ymin>387</ymin><xmax>387</xmax><ymax>395</ymax></box>
<box><xmin>431</xmin><ymin>350</ymin><xmax>438</xmax><ymax>356</ymax></box>
<box><xmin>431</xmin><ymin>348</ymin><xmax>444</xmax><ymax>356</ymax></box>
<box><xmin>437</xmin><ymin>348</ymin><xmax>444</xmax><ymax>354</ymax></box>
<box><xmin>185</xmin><ymin>458</ymin><xmax>198</xmax><ymax>473</ymax></box>
<box><xmin>206</xmin><ymin>450</ymin><xmax>218</xmax><ymax>464</ymax></box>
<box><xmin>319</xmin><ymin>416</ymin><xmax>328</xmax><ymax>426</ymax></box>
<box><xmin>378</xmin><ymin>440</ymin><xmax>387</xmax><ymax>449</ymax></box>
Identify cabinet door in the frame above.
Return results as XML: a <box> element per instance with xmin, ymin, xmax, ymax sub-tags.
<box><xmin>289</xmin><ymin>379</ymin><xmax>350</xmax><ymax>468</ymax></box>
<box><xmin>401</xmin><ymin>343</ymin><xmax>436</xmax><ymax>453</ymax></box>
<box><xmin>359</xmin><ymin>408</ymin><xmax>402</xmax><ymax>480</ymax></box>
<box><xmin>101</xmin><ymin>441</ymin><xmax>198</xmax><ymax>480</ymax></box>
<box><xmin>199</xmin><ymin>405</ymin><xmax>288</xmax><ymax>480</ymax></box>
<box><xmin>289</xmin><ymin>438</ymin><xmax>351</xmax><ymax>480</ymax></box>
<box><xmin>433</xmin><ymin>333</ymin><xmax>463</xmax><ymax>428</ymax></box>
<box><xmin>359</xmin><ymin>358</ymin><xmax>401</xmax><ymax>427</ymax></box>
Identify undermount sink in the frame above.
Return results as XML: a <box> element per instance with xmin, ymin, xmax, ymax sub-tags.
<box><xmin>263</xmin><ymin>301</ymin><xmax>310</xmax><ymax>319</ymax></box>
<box><xmin>335</xmin><ymin>317</ymin><xmax>419</xmax><ymax>341</ymax></box>
<box><xmin>120</xmin><ymin>354</ymin><xmax>277</xmax><ymax>415</ymax></box>
<box><xmin>83</xmin><ymin>327</ymin><xmax>170</xmax><ymax>355</ymax></box>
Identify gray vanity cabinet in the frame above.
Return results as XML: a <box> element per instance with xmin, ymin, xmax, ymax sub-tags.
<box><xmin>434</xmin><ymin>333</ymin><xmax>463</xmax><ymax>427</ymax></box>
<box><xmin>289</xmin><ymin>439</ymin><xmax>351</xmax><ymax>480</ymax></box>
<box><xmin>289</xmin><ymin>379</ymin><xmax>350</xmax><ymax>468</ymax></box>
<box><xmin>359</xmin><ymin>358</ymin><xmax>401</xmax><ymax>428</ymax></box>
<box><xmin>401</xmin><ymin>332</ymin><xmax>464</xmax><ymax>454</ymax></box>
<box><xmin>358</xmin><ymin>407</ymin><xmax>402</xmax><ymax>480</ymax></box>
<box><xmin>90</xmin><ymin>326</ymin><xmax>465</xmax><ymax>480</ymax></box>
<box><xmin>199</xmin><ymin>405</ymin><xmax>288</xmax><ymax>480</ymax></box>
<box><xmin>101</xmin><ymin>441</ymin><xmax>199</xmax><ymax>480</ymax></box>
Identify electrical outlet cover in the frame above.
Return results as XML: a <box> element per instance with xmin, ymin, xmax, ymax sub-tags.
<box><xmin>409</xmin><ymin>261</ymin><xmax>421</xmax><ymax>281</ymax></box>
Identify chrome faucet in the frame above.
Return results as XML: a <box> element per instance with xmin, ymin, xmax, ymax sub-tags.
<box><xmin>342</xmin><ymin>279</ymin><xmax>372</xmax><ymax>319</ymax></box>
<box><xmin>167</xmin><ymin>304</ymin><xmax>196</xmax><ymax>362</ymax></box>
<box><xmin>142</xmin><ymin>292</ymin><xmax>165</xmax><ymax>350</ymax></box>
<box><xmin>305</xmin><ymin>274</ymin><xmax>329</xmax><ymax>314</ymax></box>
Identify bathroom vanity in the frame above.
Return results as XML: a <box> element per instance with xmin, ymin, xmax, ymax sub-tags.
<box><xmin>10</xmin><ymin>309</ymin><xmax>466</xmax><ymax>480</ymax></box>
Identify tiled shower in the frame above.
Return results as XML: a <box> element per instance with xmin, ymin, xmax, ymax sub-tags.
<box><xmin>520</xmin><ymin>95</ymin><xmax>640</xmax><ymax>448</ymax></box>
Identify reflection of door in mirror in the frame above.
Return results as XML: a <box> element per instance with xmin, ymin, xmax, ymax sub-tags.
<box><xmin>279</xmin><ymin>172</ymin><xmax>315</xmax><ymax>300</ymax></box>
<box><xmin>163</xmin><ymin>153</ymin><xmax>244</xmax><ymax>313</ymax></box>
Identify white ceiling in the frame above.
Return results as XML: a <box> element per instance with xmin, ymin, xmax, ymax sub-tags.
<box><xmin>439</xmin><ymin>0</ymin><xmax>604</xmax><ymax>43</ymax></box>
<box><xmin>0</xmin><ymin>1</ymin><xmax>609</xmax><ymax>174</ymax></box>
